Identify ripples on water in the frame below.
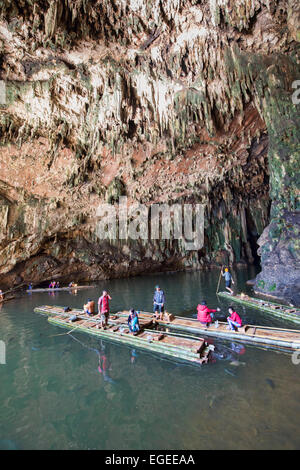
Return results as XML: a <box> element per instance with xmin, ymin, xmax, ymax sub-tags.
<box><xmin>1</xmin><ymin>267</ymin><xmax>300</xmax><ymax>450</ymax></box>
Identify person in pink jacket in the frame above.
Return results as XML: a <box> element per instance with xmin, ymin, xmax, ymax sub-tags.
<box><xmin>97</xmin><ymin>290</ymin><xmax>112</xmax><ymax>329</ymax></box>
<box><xmin>227</xmin><ymin>307</ymin><xmax>242</xmax><ymax>331</ymax></box>
<box><xmin>197</xmin><ymin>300</ymin><xmax>220</xmax><ymax>327</ymax></box>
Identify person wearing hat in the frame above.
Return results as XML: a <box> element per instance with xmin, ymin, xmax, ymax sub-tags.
<box><xmin>197</xmin><ymin>300</ymin><xmax>220</xmax><ymax>327</ymax></box>
<box><xmin>83</xmin><ymin>298</ymin><xmax>95</xmax><ymax>316</ymax></box>
<box><xmin>222</xmin><ymin>267</ymin><xmax>234</xmax><ymax>295</ymax></box>
<box><xmin>153</xmin><ymin>285</ymin><xmax>166</xmax><ymax>320</ymax></box>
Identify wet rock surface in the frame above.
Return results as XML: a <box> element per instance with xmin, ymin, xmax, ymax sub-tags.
<box><xmin>255</xmin><ymin>212</ymin><xmax>300</xmax><ymax>306</ymax></box>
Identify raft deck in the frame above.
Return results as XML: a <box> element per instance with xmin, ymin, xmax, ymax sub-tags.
<box><xmin>217</xmin><ymin>291</ymin><xmax>300</xmax><ymax>324</ymax></box>
<box><xmin>35</xmin><ymin>306</ymin><xmax>210</xmax><ymax>365</ymax></box>
<box><xmin>34</xmin><ymin>306</ymin><xmax>300</xmax><ymax>352</ymax></box>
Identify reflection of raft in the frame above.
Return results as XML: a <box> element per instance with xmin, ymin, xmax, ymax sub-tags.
<box><xmin>27</xmin><ymin>285</ymin><xmax>95</xmax><ymax>293</ymax></box>
<box><xmin>35</xmin><ymin>306</ymin><xmax>211</xmax><ymax>365</ymax></box>
<box><xmin>34</xmin><ymin>306</ymin><xmax>300</xmax><ymax>352</ymax></box>
<box><xmin>217</xmin><ymin>291</ymin><xmax>300</xmax><ymax>323</ymax></box>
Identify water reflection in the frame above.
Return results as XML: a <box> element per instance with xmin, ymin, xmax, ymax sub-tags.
<box><xmin>2</xmin><ymin>267</ymin><xmax>300</xmax><ymax>450</ymax></box>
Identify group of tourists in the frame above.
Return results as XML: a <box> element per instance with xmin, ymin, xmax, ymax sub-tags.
<box><xmin>82</xmin><ymin>290</ymin><xmax>112</xmax><ymax>330</ymax></box>
<box><xmin>49</xmin><ymin>281</ymin><xmax>60</xmax><ymax>289</ymax></box>
<box><xmin>68</xmin><ymin>281</ymin><xmax>78</xmax><ymax>288</ymax></box>
<box><xmin>81</xmin><ymin>267</ymin><xmax>242</xmax><ymax>333</ymax></box>
<box><xmin>197</xmin><ymin>301</ymin><xmax>242</xmax><ymax>330</ymax></box>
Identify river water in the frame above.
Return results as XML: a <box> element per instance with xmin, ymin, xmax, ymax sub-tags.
<box><xmin>1</xmin><ymin>267</ymin><xmax>300</xmax><ymax>450</ymax></box>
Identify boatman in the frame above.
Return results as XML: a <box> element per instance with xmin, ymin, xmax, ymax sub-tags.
<box><xmin>197</xmin><ymin>300</ymin><xmax>220</xmax><ymax>327</ymax></box>
<box><xmin>227</xmin><ymin>307</ymin><xmax>242</xmax><ymax>331</ymax></box>
<box><xmin>222</xmin><ymin>267</ymin><xmax>234</xmax><ymax>295</ymax></box>
<box><xmin>83</xmin><ymin>299</ymin><xmax>95</xmax><ymax>316</ymax></box>
<box><xmin>97</xmin><ymin>290</ymin><xmax>112</xmax><ymax>329</ymax></box>
<box><xmin>153</xmin><ymin>285</ymin><xmax>165</xmax><ymax>320</ymax></box>
<box><xmin>0</xmin><ymin>289</ymin><xmax>3</xmax><ymax>302</ymax></box>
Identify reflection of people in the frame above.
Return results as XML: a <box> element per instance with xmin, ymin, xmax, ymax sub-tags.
<box><xmin>97</xmin><ymin>343</ymin><xmax>115</xmax><ymax>383</ymax></box>
<box><xmin>153</xmin><ymin>286</ymin><xmax>165</xmax><ymax>320</ymax></box>
<box><xmin>131</xmin><ymin>349</ymin><xmax>138</xmax><ymax>364</ymax></box>
<box><xmin>128</xmin><ymin>309</ymin><xmax>140</xmax><ymax>333</ymax></box>
<box><xmin>197</xmin><ymin>300</ymin><xmax>220</xmax><ymax>327</ymax></box>
<box><xmin>97</xmin><ymin>291</ymin><xmax>112</xmax><ymax>328</ymax></box>
<box><xmin>222</xmin><ymin>268</ymin><xmax>234</xmax><ymax>295</ymax></box>
<box><xmin>230</xmin><ymin>342</ymin><xmax>246</xmax><ymax>355</ymax></box>
<box><xmin>227</xmin><ymin>307</ymin><xmax>242</xmax><ymax>331</ymax></box>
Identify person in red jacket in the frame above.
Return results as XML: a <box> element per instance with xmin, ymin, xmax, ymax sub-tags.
<box><xmin>227</xmin><ymin>307</ymin><xmax>242</xmax><ymax>331</ymax></box>
<box><xmin>97</xmin><ymin>290</ymin><xmax>112</xmax><ymax>329</ymax></box>
<box><xmin>197</xmin><ymin>300</ymin><xmax>220</xmax><ymax>327</ymax></box>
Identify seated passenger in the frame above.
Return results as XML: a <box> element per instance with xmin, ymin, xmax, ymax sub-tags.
<box><xmin>83</xmin><ymin>299</ymin><xmax>95</xmax><ymax>316</ymax></box>
<box><xmin>227</xmin><ymin>307</ymin><xmax>242</xmax><ymax>331</ymax></box>
<box><xmin>128</xmin><ymin>309</ymin><xmax>140</xmax><ymax>334</ymax></box>
<box><xmin>197</xmin><ymin>300</ymin><xmax>220</xmax><ymax>327</ymax></box>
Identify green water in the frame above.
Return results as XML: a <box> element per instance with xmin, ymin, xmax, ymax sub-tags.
<box><xmin>1</xmin><ymin>267</ymin><xmax>300</xmax><ymax>450</ymax></box>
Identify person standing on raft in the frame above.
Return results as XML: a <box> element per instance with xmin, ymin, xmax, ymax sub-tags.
<box><xmin>97</xmin><ymin>290</ymin><xmax>112</xmax><ymax>329</ymax></box>
<box><xmin>222</xmin><ymin>267</ymin><xmax>234</xmax><ymax>295</ymax></box>
<box><xmin>153</xmin><ymin>285</ymin><xmax>166</xmax><ymax>320</ymax></box>
<box><xmin>197</xmin><ymin>300</ymin><xmax>220</xmax><ymax>327</ymax></box>
<box><xmin>227</xmin><ymin>307</ymin><xmax>242</xmax><ymax>331</ymax></box>
<box><xmin>0</xmin><ymin>289</ymin><xmax>3</xmax><ymax>302</ymax></box>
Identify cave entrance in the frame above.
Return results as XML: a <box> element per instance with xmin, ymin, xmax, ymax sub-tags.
<box><xmin>245</xmin><ymin>207</ymin><xmax>263</xmax><ymax>266</ymax></box>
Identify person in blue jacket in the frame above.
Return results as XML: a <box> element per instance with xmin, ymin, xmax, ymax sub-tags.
<box><xmin>128</xmin><ymin>309</ymin><xmax>140</xmax><ymax>334</ymax></box>
<box><xmin>153</xmin><ymin>285</ymin><xmax>166</xmax><ymax>320</ymax></box>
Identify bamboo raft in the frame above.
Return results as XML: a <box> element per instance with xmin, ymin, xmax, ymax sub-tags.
<box><xmin>34</xmin><ymin>305</ymin><xmax>300</xmax><ymax>352</ymax></box>
<box><xmin>35</xmin><ymin>306</ymin><xmax>211</xmax><ymax>365</ymax></box>
<box><xmin>217</xmin><ymin>291</ymin><xmax>300</xmax><ymax>323</ymax></box>
<box><xmin>27</xmin><ymin>285</ymin><xmax>95</xmax><ymax>293</ymax></box>
<box><xmin>113</xmin><ymin>311</ymin><xmax>300</xmax><ymax>351</ymax></box>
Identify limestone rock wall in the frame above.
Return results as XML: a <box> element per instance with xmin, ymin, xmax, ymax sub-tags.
<box><xmin>0</xmin><ymin>1</ymin><xmax>299</xmax><ymax>303</ymax></box>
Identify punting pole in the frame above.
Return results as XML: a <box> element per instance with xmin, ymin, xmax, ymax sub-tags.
<box><xmin>216</xmin><ymin>265</ymin><xmax>223</xmax><ymax>294</ymax></box>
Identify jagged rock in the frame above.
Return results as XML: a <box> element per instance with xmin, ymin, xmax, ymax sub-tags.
<box><xmin>0</xmin><ymin>1</ymin><xmax>299</xmax><ymax>303</ymax></box>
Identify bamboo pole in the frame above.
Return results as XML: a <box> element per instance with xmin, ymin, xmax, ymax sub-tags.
<box><xmin>49</xmin><ymin>319</ymin><xmax>93</xmax><ymax>337</ymax></box>
<box><xmin>216</xmin><ymin>265</ymin><xmax>223</xmax><ymax>294</ymax></box>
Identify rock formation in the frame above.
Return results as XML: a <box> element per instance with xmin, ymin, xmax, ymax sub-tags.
<box><xmin>0</xmin><ymin>1</ymin><xmax>299</xmax><ymax>304</ymax></box>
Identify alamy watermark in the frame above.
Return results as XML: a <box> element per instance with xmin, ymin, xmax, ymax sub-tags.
<box><xmin>0</xmin><ymin>80</ymin><xmax>6</xmax><ymax>105</ymax></box>
<box><xmin>95</xmin><ymin>197</ymin><xmax>205</xmax><ymax>250</ymax></box>
<box><xmin>0</xmin><ymin>340</ymin><xmax>6</xmax><ymax>365</ymax></box>
<box><xmin>292</xmin><ymin>80</ymin><xmax>300</xmax><ymax>105</ymax></box>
